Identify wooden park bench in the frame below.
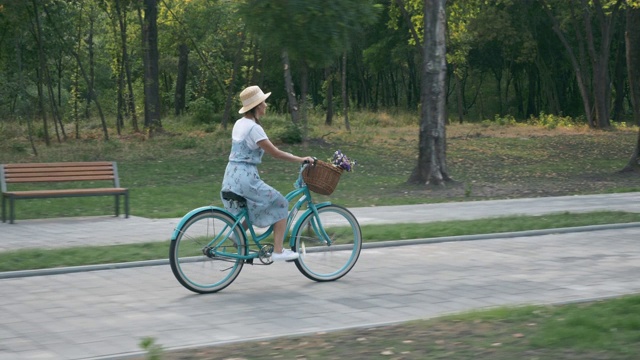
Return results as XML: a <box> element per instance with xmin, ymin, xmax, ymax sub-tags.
<box><xmin>1</xmin><ymin>161</ymin><xmax>129</xmax><ymax>224</ymax></box>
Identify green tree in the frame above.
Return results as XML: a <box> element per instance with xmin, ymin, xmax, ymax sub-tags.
<box><xmin>623</xmin><ymin>1</ymin><xmax>640</xmax><ymax>172</ymax></box>
<box><xmin>141</xmin><ymin>0</ymin><xmax>162</xmax><ymax>135</ymax></box>
<box><xmin>540</xmin><ymin>0</ymin><xmax>624</xmax><ymax>129</ymax></box>
<box><xmin>100</xmin><ymin>0</ymin><xmax>140</xmax><ymax>133</ymax></box>
<box><xmin>161</xmin><ymin>0</ymin><xmax>242</xmax><ymax>123</ymax></box>
<box><xmin>447</xmin><ymin>0</ymin><xmax>479</xmax><ymax>123</ymax></box>
<box><xmin>239</xmin><ymin>0</ymin><xmax>378</xmax><ymax>137</ymax></box>
<box><xmin>466</xmin><ymin>0</ymin><xmax>538</xmax><ymax>118</ymax></box>
<box><xmin>408</xmin><ymin>0</ymin><xmax>450</xmax><ymax>185</ymax></box>
<box><xmin>44</xmin><ymin>0</ymin><xmax>111</xmax><ymax>140</ymax></box>
<box><xmin>0</xmin><ymin>0</ymin><xmax>39</xmax><ymax>153</ymax></box>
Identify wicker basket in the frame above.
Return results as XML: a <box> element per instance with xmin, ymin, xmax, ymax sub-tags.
<box><xmin>302</xmin><ymin>160</ymin><xmax>343</xmax><ymax>195</ymax></box>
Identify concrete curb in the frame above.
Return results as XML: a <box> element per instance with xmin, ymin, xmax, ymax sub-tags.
<box><xmin>2</xmin><ymin>222</ymin><xmax>639</xmax><ymax>280</ymax></box>
<box><xmin>364</xmin><ymin>221</ymin><xmax>640</xmax><ymax>248</ymax></box>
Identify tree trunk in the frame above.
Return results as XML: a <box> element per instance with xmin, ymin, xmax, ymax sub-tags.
<box><xmin>342</xmin><ymin>51</ymin><xmax>351</xmax><ymax>131</ymax></box>
<box><xmin>493</xmin><ymin>66</ymin><xmax>503</xmax><ymax>116</ymax></box>
<box><xmin>584</xmin><ymin>0</ymin><xmax>621</xmax><ymax>128</ymax></box>
<box><xmin>454</xmin><ymin>65</ymin><xmax>464</xmax><ymax>123</ymax></box>
<box><xmin>325</xmin><ymin>67</ymin><xmax>333</xmax><ymax>126</ymax></box>
<box><xmin>77</xmin><ymin>53</ymin><xmax>109</xmax><ymax>140</ymax></box>
<box><xmin>41</xmin><ymin>4</ymin><xmax>108</xmax><ymax>140</ymax></box>
<box><xmin>526</xmin><ymin>64</ymin><xmax>537</xmax><ymax>117</ymax></box>
<box><xmin>110</xmin><ymin>9</ymin><xmax>124</xmax><ymax>135</ymax></box>
<box><xmin>282</xmin><ymin>50</ymin><xmax>300</xmax><ymax>124</ymax></box>
<box><xmin>116</xmin><ymin>54</ymin><xmax>124</xmax><ymax>135</ymax></box>
<box><xmin>85</xmin><ymin>6</ymin><xmax>95</xmax><ymax>119</ymax></box>
<box><xmin>408</xmin><ymin>52</ymin><xmax>420</xmax><ymax>108</ymax></box>
<box><xmin>115</xmin><ymin>0</ymin><xmax>138</xmax><ymax>132</ymax></box>
<box><xmin>74</xmin><ymin>10</ymin><xmax>82</xmax><ymax>139</ymax></box>
<box><xmin>175</xmin><ymin>43</ymin><xmax>189</xmax><ymax>116</ymax></box>
<box><xmin>394</xmin><ymin>0</ymin><xmax>421</xmax><ymax>47</ymax></box>
<box><xmin>73</xmin><ymin>59</ymin><xmax>80</xmax><ymax>139</ymax></box>
<box><xmin>543</xmin><ymin>0</ymin><xmax>622</xmax><ymax>128</ymax></box>
<box><xmin>142</xmin><ymin>0</ymin><xmax>162</xmax><ymax>135</ymax></box>
<box><xmin>15</xmin><ymin>34</ymin><xmax>38</xmax><ymax>156</ymax></box>
<box><xmin>222</xmin><ymin>32</ymin><xmax>245</xmax><ymax>129</ymax></box>
<box><xmin>611</xmin><ymin>40</ymin><xmax>626</xmax><ymax>122</ymax></box>
<box><xmin>542</xmin><ymin>0</ymin><xmax>593</xmax><ymax>127</ymax></box>
<box><xmin>300</xmin><ymin>62</ymin><xmax>309</xmax><ymax>143</ymax></box>
<box><xmin>56</xmin><ymin>53</ymin><xmax>63</xmax><ymax>108</ymax></box>
<box><xmin>45</xmin><ymin>66</ymin><xmax>65</xmax><ymax>141</ymax></box>
<box><xmin>31</xmin><ymin>0</ymin><xmax>50</xmax><ymax>146</ymax></box>
<box><xmin>622</xmin><ymin>6</ymin><xmax>640</xmax><ymax>172</ymax></box>
<box><xmin>250</xmin><ymin>39</ymin><xmax>260</xmax><ymax>84</ymax></box>
<box><xmin>408</xmin><ymin>0</ymin><xmax>451</xmax><ymax>185</ymax></box>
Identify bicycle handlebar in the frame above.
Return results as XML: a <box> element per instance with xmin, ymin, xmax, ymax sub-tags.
<box><xmin>302</xmin><ymin>157</ymin><xmax>317</xmax><ymax>165</ymax></box>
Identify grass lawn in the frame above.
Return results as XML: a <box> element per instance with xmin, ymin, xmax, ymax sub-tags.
<box><xmin>2</xmin><ymin>114</ymin><xmax>639</xmax><ymax>220</ymax></box>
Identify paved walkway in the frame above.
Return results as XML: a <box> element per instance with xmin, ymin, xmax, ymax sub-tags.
<box><xmin>1</xmin><ymin>193</ymin><xmax>640</xmax><ymax>359</ymax></box>
<box><xmin>3</xmin><ymin>192</ymin><xmax>640</xmax><ymax>252</ymax></box>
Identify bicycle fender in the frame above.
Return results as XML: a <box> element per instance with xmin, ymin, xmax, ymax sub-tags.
<box><xmin>288</xmin><ymin>201</ymin><xmax>332</xmax><ymax>245</ymax></box>
<box><xmin>170</xmin><ymin>205</ymin><xmax>235</xmax><ymax>241</ymax></box>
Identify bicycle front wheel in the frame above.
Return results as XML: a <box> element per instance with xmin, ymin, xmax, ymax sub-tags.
<box><xmin>292</xmin><ymin>205</ymin><xmax>362</xmax><ymax>281</ymax></box>
<box><xmin>169</xmin><ymin>209</ymin><xmax>245</xmax><ymax>294</ymax></box>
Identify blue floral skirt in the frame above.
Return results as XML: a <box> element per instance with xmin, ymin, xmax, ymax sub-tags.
<box><xmin>220</xmin><ymin>162</ymin><xmax>288</xmax><ymax>228</ymax></box>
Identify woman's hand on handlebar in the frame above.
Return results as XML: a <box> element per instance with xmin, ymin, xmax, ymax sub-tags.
<box><xmin>301</xmin><ymin>156</ymin><xmax>316</xmax><ymax>165</ymax></box>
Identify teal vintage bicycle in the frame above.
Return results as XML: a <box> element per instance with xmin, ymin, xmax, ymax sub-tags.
<box><xmin>169</xmin><ymin>160</ymin><xmax>362</xmax><ymax>294</ymax></box>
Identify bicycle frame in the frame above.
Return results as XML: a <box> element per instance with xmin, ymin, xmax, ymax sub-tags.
<box><xmin>170</xmin><ymin>167</ymin><xmax>335</xmax><ymax>260</ymax></box>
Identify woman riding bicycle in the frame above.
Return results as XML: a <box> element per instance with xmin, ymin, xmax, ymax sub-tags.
<box><xmin>220</xmin><ymin>85</ymin><xmax>314</xmax><ymax>261</ymax></box>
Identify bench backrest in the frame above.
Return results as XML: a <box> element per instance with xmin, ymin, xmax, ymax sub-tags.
<box><xmin>1</xmin><ymin>162</ymin><xmax>121</xmax><ymax>192</ymax></box>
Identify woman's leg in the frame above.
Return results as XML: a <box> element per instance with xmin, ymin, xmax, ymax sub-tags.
<box><xmin>271</xmin><ymin>216</ymin><xmax>299</xmax><ymax>261</ymax></box>
<box><xmin>272</xmin><ymin>218</ymin><xmax>287</xmax><ymax>253</ymax></box>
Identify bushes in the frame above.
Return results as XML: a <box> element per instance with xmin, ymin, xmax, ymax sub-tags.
<box><xmin>187</xmin><ymin>98</ymin><xmax>219</xmax><ymax>124</ymax></box>
<box><xmin>274</xmin><ymin>122</ymin><xmax>303</xmax><ymax>144</ymax></box>
<box><xmin>481</xmin><ymin>112</ymin><xmax>582</xmax><ymax>129</ymax></box>
<box><xmin>527</xmin><ymin>112</ymin><xmax>579</xmax><ymax>129</ymax></box>
<box><xmin>483</xmin><ymin>114</ymin><xmax>518</xmax><ymax>126</ymax></box>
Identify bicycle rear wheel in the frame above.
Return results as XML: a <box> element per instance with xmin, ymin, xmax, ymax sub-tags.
<box><xmin>169</xmin><ymin>209</ymin><xmax>245</xmax><ymax>294</ymax></box>
<box><xmin>292</xmin><ymin>205</ymin><xmax>362</xmax><ymax>281</ymax></box>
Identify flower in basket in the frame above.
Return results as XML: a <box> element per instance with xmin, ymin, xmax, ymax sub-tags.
<box><xmin>331</xmin><ymin>150</ymin><xmax>356</xmax><ymax>172</ymax></box>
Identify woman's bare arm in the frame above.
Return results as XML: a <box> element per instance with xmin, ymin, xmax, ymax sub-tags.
<box><xmin>257</xmin><ymin>139</ymin><xmax>313</xmax><ymax>164</ymax></box>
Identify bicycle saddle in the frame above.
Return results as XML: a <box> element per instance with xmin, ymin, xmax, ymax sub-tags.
<box><xmin>222</xmin><ymin>191</ymin><xmax>247</xmax><ymax>206</ymax></box>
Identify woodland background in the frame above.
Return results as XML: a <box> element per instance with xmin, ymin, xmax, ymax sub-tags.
<box><xmin>1</xmin><ymin>0</ymin><xmax>640</xmax><ymax>174</ymax></box>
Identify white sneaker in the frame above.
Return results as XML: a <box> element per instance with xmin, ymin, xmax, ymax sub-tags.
<box><xmin>271</xmin><ymin>249</ymin><xmax>299</xmax><ymax>262</ymax></box>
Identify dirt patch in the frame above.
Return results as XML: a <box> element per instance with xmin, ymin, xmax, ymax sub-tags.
<box><xmin>387</xmin><ymin>170</ymin><xmax>640</xmax><ymax>202</ymax></box>
<box><xmin>140</xmin><ymin>317</ymin><xmax>625</xmax><ymax>360</ymax></box>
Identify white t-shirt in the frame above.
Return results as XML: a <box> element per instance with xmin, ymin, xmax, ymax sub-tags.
<box><xmin>232</xmin><ymin>117</ymin><xmax>268</xmax><ymax>149</ymax></box>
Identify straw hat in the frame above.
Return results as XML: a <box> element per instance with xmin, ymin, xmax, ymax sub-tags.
<box><xmin>238</xmin><ymin>85</ymin><xmax>271</xmax><ymax>114</ymax></box>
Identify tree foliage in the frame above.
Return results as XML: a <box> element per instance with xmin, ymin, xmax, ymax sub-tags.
<box><xmin>1</xmin><ymin>0</ymin><xmax>639</xmax><ymax>175</ymax></box>
<box><xmin>239</xmin><ymin>0</ymin><xmax>379</xmax><ymax>68</ymax></box>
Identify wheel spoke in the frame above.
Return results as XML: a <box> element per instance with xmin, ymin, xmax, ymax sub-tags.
<box><xmin>293</xmin><ymin>205</ymin><xmax>361</xmax><ymax>282</ymax></box>
<box><xmin>169</xmin><ymin>209</ymin><xmax>244</xmax><ymax>294</ymax></box>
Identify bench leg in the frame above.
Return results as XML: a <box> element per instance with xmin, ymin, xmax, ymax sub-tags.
<box><xmin>9</xmin><ymin>197</ymin><xmax>15</xmax><ymax>224</ymax></box>
<box><xmin>1</xmin><ymin>196</ymin><xmax>5</xmax><ymax>223</ymax></box>
<box><xmin>124</xmin><ymin>192</ymin><xmax>129</xmax><ymax>219</ymax></box>
<box><xmin>115</xmin><ymin>195</ymin><xmax>120</xmax><ymax>217</ymax></box>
